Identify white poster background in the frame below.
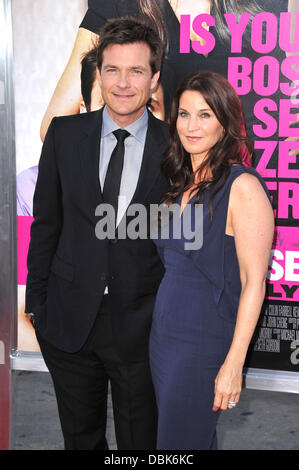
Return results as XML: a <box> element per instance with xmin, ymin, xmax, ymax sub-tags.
<box><xmin>12</xmin><ymin>0</ymin><xmax>87</xmax><ymax>351</ymax></box>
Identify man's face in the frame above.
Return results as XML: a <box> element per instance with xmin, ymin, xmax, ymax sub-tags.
<box><xmin>98</xmin><ymin>42</ymin><xmax>160</xmax><ymax>126</ymax></box>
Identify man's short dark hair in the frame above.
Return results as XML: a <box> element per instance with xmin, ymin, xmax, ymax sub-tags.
<box><xmin>81</xmin><ymin>48</ymin><xmax>97</xmax><ymax>112</ymax></box>
<box><xmin>96</xmin><ymin>17</ymin><xmax>164</xmax><ymax>75</ymax></box>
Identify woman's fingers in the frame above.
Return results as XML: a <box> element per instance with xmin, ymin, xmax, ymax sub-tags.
<box><xmin>212</xmin><ymin>390</ymin><xmax>223</xmax><ymax>412</ymax></box>
<box><xmin>227</xmin><ymin>393</ymin><xmax>240</xmax><ymax>409</ymax></box>
<box><xmin>213</xmin><ymin>381</ymin><xmax>241</xmax><ymax>411</ymax></box>
<box><xmin>213</xmin><ymin>392</ymin><xmax>240</xmax><ymax>411</ymax></box>
<box><xmin>213</xmin><ymin>364</ymin><xmax>243</xmax><ymax>411</ymax></box>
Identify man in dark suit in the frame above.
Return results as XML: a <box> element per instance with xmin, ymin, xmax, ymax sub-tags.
<box><xmin>25</xmin><ymin>18</ymin><xmax>168</xmax><ymax>450</ymax></box>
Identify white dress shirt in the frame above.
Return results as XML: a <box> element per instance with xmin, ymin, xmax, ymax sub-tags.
<box><xmin>99</xmin><ymin>106</ymin><xmax>148</xmax><ymax>227</ymax></box>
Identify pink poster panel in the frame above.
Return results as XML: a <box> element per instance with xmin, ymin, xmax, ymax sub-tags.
<box><xmin>268</xmin><ymin>226</ymin><xmax>299</xmax><ymax>302</ymax></box>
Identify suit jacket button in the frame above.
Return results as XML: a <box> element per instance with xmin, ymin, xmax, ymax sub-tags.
<box><xmin>100</xmin><ymin>273</ymin><xmax>107</xmax><ymax>281</ymax></box>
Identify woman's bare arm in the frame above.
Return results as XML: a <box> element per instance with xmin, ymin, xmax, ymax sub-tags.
<box><xmin>213</xmin><ymin>173</ymin><xmax>274</xmax><ymax>411</ymax></box>
<box><xmin>40</xmin><ymin>27</ymin><xmax>99</xmax><ymax>142</ymax></box>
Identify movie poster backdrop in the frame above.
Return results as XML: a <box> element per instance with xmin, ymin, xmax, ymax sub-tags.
<box><xmin>15</xmin><ymin>0</ymin><xmax>299</xmax><ymax>374</ymax></box>
<box><xmin>13</xmin><ymin>0</ymin><xmax>88</xmax><ymax>352</ymax></box>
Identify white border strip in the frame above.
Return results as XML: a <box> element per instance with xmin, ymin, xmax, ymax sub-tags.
<box><xmin>11</xmin><ymin>352</ymin><xmax>48</xmax><ymax>373</ymax></box>
<box><xmin>10</xmin><ymin>354</ymin><xmax>299</xmax><ymax>394</ymax></box>
<box><xmin>244</xmin><ymin>368</ymin><xmax>299</xmax><ymax>394</ymax></box>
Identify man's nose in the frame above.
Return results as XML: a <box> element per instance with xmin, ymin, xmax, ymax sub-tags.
<box><xmin>116</xmin><ymin>72</ymin><xmax>130</xmax><ymax>88</ymax></box>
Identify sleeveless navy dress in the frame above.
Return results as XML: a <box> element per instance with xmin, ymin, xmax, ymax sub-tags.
<box><xmin>149</xmin><ymin>165</ymin><xmax>270</xmax><ymax>450</ymax></box>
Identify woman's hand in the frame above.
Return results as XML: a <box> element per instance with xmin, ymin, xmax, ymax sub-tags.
<box><xmin>213</xmin><ymin>360</ymin><xmax>243</xmax><ymax>411</ymax></box>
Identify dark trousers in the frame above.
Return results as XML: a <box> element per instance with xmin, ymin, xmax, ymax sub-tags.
<box><xmin>36</xmin><ymin>296</ymin><xmax>158</xmax><ymax>450</ymax></box>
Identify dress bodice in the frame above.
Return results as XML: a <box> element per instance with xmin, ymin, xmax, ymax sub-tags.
<box><xmin>154</xmin><ymin>165</ymin><xmax>271</xmax><ymax>322</ymax></box>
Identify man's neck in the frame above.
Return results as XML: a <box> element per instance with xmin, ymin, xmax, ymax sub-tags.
<box><xmin>105</xmin><ymin>106</ymin><xmax>147</xmax><ymax>128</ymax></box>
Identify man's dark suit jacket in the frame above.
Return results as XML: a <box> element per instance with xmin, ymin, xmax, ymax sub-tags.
<box><xmin>25</xmin><ymin>108</ymin><xmax>169</xmax><ymax>361</ymax></box>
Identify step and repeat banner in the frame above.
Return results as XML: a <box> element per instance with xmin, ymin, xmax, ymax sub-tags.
<box><xmin>14</xmin><ymin>1</ymin><xmax>298</xmax><ymax>376</ymax></box>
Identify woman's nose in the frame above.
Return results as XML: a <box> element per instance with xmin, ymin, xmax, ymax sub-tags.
<box><xmin>187</xmin><ymin>116</ymin><xmax>199</xmax><ymax>132</ymax></box>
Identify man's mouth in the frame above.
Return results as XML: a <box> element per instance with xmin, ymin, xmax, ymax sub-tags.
<box><xmin>113</xmin><ymin>93</ymin><xmax>135</xmax><ymax>99</ymax></box>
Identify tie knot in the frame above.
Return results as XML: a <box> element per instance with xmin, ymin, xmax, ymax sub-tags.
<box><xmin>113</xmin><ymin>129</ymin><xmax>130</xmax><ymax>143</ymax></box>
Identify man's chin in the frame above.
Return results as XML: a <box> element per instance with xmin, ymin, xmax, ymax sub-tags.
<box><xmin>106</xmin><ymin>103</ymin><xmax>146</xmax><ymax>120</ymax></box>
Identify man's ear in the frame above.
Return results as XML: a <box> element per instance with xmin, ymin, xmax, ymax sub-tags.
<box><xmin>79</xmin><ymin>100</ymin><xmax>87</xmax><ymax>113</ymax></box>
<box><xmin>150</xmin><ymin>70</ymin><xmax>160</xmax><ymax>92</ymax></box>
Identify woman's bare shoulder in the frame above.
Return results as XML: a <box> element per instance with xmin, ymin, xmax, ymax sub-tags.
<box><xmin>231</xmin><ymin>171</ymin><xmax>266</xmax><ymax>199</ymax></box>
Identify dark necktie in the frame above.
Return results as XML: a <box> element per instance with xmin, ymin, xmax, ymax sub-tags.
<box><xmin>103</xmin><ymin>129</ymin><xmax>130</xmax><ymax>222</ymax></box>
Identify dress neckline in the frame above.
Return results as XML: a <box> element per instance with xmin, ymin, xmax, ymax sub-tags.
<box><xmin>178</xmin><ymin>190</ymin><xmax>198</xmax><ymax>218</ymax></box>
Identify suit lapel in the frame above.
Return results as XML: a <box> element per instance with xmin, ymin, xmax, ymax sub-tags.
<box><xmin>78</xmin><ymin>108</ymin><xmax>103</xmax><ymax>207</ymax></box>
<box><xmin>130</xmin><ymin>112</ymin><xmax>166</xmax><ymax>205</ymax></box>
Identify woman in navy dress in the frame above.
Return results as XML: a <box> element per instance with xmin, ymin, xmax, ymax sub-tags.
<box><xmin>149</xmin><ymin>71</ymin><xmax>274</xmax><ymax>450</ymax></box>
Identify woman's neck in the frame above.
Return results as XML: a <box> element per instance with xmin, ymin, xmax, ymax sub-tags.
<box><xmin>190</xmin><ymin>152</ymin><xmax>207</xmax><ymax>173</ymax></box>
<box><xmin>191</xmin><ymin>155</ymin><xmax>212</xmax><ymax>184</ymax></box>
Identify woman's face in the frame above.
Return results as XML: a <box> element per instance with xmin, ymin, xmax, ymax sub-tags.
<box><xmin>176</xmin><ymin>90</ymin><xmax>224</xmax><ymax>164</ymax></box>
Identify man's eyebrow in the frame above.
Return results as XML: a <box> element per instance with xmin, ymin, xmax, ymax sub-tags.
<box><xmin>129</xmin><ymin>65</ymin><xmax>147</xmax><ymax>70</ymax></box>
<box><xmin>102</xmin><ymin>64</ymin><xmax>147</xmax><ymax>70</ymax></box>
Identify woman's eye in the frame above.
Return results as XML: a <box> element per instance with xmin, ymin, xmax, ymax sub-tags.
<box><xmin>178</xmin><ymin>111</ymin><xmax>188</xmax><ymax>117</ymax></box>
<box><xmin>200</xmin><ymin>112</ymin><xmax>210</xmax><ymax>118</ymax></box>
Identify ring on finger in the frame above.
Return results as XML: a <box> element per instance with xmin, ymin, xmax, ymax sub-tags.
<box><xmin>228</xmin><ymin>401</ymin><xmax>237</xmax><ymax>407</ymax></box>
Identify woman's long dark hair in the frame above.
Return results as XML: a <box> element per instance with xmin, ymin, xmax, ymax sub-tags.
<box><xmin>136</xmin><ymin>0</ymin><xmax>262</xmax><ymax>47</ymax></box>
<box><xmin>161</xmin><ymin>71</ymin><xmax>253</xmax><ymax>218</ymax></box>
<box><xmin>138</xmin><ymin>0</ymin><xmax>168</xmax><ymax>48</ymax></box>
<box><xmin>211</xmin><ymin>0</ymin><xmax>262</xmax><ymax>42</ymax></box>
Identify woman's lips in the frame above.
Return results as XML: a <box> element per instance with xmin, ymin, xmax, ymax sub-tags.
<box><xmin>185</xmin><ymin>136</ymin><xmax>202</xmax><ymax>142</ymax></box>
